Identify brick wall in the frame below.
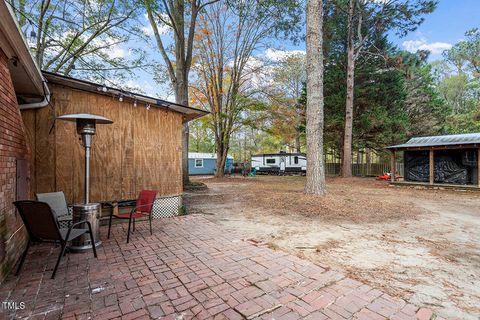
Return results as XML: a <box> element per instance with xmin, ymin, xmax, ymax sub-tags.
<box><xmin>0</xmin><ymin>49</ymin><xmax>28</xmax><ymax>282</ymax></box>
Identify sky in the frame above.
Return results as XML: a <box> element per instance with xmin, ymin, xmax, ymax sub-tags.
<box><xmin>389</xmin><ymin>0</ymin><xmax>480</xmax><ymax>60</ymax></box>
<box><xmin>128</xmin><ymin>0</ymin><xmax>480</xmax><ymax>100</ymax></box>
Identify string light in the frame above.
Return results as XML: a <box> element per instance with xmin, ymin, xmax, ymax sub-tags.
<box><xmin>146</xmin><ymin>103</ymin><xmax>151</xmax><ymax>110</ymax></box>
<box><xmin>119</xmin><ymin>94</ymin><xmax>124</xmax><ymax>102</ymax></box>
<box><xmin>133</xmin><ymin>99</ymin><xmax>137</xmax><ymax>107</ymax></box>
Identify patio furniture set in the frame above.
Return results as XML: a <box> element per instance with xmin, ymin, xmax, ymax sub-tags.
<box><xmin>13</xmin><ymin>189</ymin><xmax>158</xmax><ymax>279</ymax></box>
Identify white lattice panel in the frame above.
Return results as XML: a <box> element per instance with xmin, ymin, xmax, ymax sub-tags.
<box><xmin>152</xmin><ymin>195</ymin><xmax>182</xmax><ymax>219</ymax></box>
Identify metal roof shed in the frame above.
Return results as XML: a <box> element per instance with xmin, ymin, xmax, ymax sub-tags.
<box><xmin>387</xmin><ymin>133</ymin><xmax>480</xmax><ymax>188</ymax></box>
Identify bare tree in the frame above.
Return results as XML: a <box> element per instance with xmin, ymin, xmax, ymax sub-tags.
<box><xmin>190</xmin><ymin>0</ymin><xmax>302</xmax><ymax>178</ymax></box>
<box><xmin>267</xmin><ymin>53</ymin><xmax>306</xmax><ymax>152</ymax></box>
<box><xmin>305</xmin><ymin>0</ymin><xmax>326</xmax><ymax>195</ymax></box>
<box><xmin>144</xmin><ymin>0</ymin><xmax>218</xmax><ymax>185</ymax></box>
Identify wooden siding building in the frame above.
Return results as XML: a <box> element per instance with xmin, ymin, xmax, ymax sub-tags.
<box><xmin>21</xmin><ymin>73</ymin><xmax>207</xmax><ymax>204</ymax></box>
<box><xmin>387</xmin><ymin>133</ymin><xmax>480</xmax><ymax>189</ymax></box>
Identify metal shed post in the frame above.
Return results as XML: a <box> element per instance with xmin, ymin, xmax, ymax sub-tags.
<box><xmin>429</xmin><ymin>149</ymin><xmax>434</xmax><ymax>185</ymax></box>
<box><xmin>390</xmin><ymin>150</ymin><xmax>396</xmax><ymax>182</ymax></box>
<box><xmin>478</xmin><ymin>148</ymin><xmax>480</xmax><ymax>188</ymax></box>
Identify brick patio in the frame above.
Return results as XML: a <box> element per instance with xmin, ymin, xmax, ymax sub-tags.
<box><xmin>0</xmin><ymin>215</ymin><xmax>435</xmax><ymax>320</ymax></box>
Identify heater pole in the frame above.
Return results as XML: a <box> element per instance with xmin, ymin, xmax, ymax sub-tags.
<box><xmin>85</xmin><ymin>144</ymin><xmax>90</xmax><ymax>204</ymax></box>
<box><xmin>82</xmin><ymin>134</ymin><xmax>92</xmax><ymax>204</ymax></box>
<box><xmin>57</xmin><ymin>113</ymin><xmax>113</xmax><ymax>252</ymax></box>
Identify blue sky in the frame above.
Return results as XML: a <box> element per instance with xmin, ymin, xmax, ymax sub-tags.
<box><xmin>130</xmin><ymin>0</ymin><xmax>479</xmax><ymax>99</ymax></box>
<box><xmin>390</xmin><ymin>0</ymin><xmax>480</xmax><ymax>60</ymax></box>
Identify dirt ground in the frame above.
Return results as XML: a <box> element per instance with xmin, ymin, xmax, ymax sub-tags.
<box><xmin>184</xmin><ymin>175</ymin><xmax>480</xmax><ymax>320</ymax></box>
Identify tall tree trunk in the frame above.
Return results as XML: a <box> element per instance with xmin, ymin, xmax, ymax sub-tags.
<box><xmin>173</xmin><ymin>0</ymin><xmax>191</xmax><ymax>187</ymax></box>
<box><xmin>215</xmin><ymin>141</ymin><xmax>227</xmax><ymax>178</ymax></box>
<box><xmin>366</xmin><ymin>147</ymin><xmax>371</xmax><ymax>176</ymax></box>
<box><xmin>174</xmin><ymin>72</ymin><xmax>190</xmax><ymax>186</ymax></box>
<box><xmin>295</xmin><ymin>133</ymin><xmax>301</xmax><ymax>153</ymax></box>
<box><xmin>305</xmin><ymin>0</ymin><xmax>326</xmax><ymax>195</ymax></box>
<box><xmin>341</xmin><ymin>0</ymin><xmax>355</xmax><ymax>178</ymax></box>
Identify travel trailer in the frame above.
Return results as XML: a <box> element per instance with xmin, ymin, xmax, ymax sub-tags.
<box><xmin>251</xmin><ymin>152</ymin><xmax>307</xmax><ymax>175</ymax></box>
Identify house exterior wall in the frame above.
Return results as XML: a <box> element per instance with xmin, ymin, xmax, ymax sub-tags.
<box><xmin>21</xmin><ymin>83</ymin><xmax>184</xmax><ymax>204</ymax></box>
<box><xmin>188</xmin><ymin>158</ymin><xmax>217</xmax><ymax>175</ymax></box>
<box><xmin>0</xmin><ymin>49</ymin><xmax>28</xmax><ymax>281</ymax></box>
<box><xmin>188</xmin><ymin>157</ymin><xmax>234</xmax><ymax>175</ymax></box>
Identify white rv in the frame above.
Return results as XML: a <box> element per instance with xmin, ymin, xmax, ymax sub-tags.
<box><xmin>251</xmin><ymin>153</ymin><xmax>307</xmax><ymax>175</ymax></box>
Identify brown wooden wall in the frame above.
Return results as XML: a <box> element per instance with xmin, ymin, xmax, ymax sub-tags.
<box><xmin>21</xmin><ymin>83</ymin><xmax>183</xmax><ymax>203</ymax></box>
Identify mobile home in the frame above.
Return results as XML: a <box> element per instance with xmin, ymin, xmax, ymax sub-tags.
<box><xmin>251</xmin><ymin>153</ymin><xmax>307</xmax><ymax>175</ymax></box>
<box><xmin>188</xmin><ymin>153</ymin><xmax>234</xmax><ymax>175</ymax></box>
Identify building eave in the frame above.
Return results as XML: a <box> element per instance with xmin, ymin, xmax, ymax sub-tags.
<box><xmin>0</xmin><ymin>1</ymin><xmax>47</xmax><ymax>99</ymax></box>
<box><xmin>42</xmin><ymin>71</ymin><xmax>209</xmax><ymax>122</ymax></box>
<box><xmin>386</xmin><ymin>133</ymin><xmax>480</xmax><ymax>151</ymax></box>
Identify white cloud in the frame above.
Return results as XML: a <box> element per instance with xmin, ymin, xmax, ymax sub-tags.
<box><xmin>110</xmin><ymin>47</ymin><xmax>126</xmax><ymax>58</ymax></box>
<box><xmin>264</xmin><ymin>48</ymin><xmax>305</xmax><ymax>61</ymax></box>
<box><xmin>142</xmin><ymin>26</ymin><xmax>154</xmax><ymax>36</ymax></box>
<box><xmin>402</xmin><ymin>38</ymin><xmax>452</xmax><ymax>55</ymax></box>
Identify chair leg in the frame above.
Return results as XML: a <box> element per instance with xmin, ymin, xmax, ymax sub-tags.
<box><xmin>15</xmin><ymin>240</ymin><xmax>30</xmax><ymax>276</ymax></box>
<box><xmin>127</xmin><ymin>216</ymin><xmax>132</xmax><ymax>244</ymax></box>
<box><xmin>149</xmin><ymin>215</ymin><xmax>153</xmax><ymax>235</ymax></box>
<box><xmin>52</xmin><ymin>243</ymin><xmax>68</xmax><ymax>279</ymax></box>
<box><xmin>133</xmin><ymin>218</ymin><xmax>135</xmax><ymax>232</ymax></box>
<box><xmin>107</xmin><ymin>212</ymin><xmax>113</xmax><ymax>239</ymax></box>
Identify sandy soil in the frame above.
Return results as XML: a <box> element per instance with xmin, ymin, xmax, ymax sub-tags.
<box><xmin>184</xmin><ymin>175</ymin><xmax>480</xmax><ymax>320</ymax></box>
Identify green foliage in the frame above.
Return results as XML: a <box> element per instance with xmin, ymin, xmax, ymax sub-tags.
<box><xmin>435</xmin><ymin>28</ymin><xmax>480</xmax><ymax>133</ymax></box>
<box><xmin>12</xmin><ymin>0</ymin><xmax>146</xmax><ymax>84</ymax></box>
<box><xmin>188</xmin><ymin>0</ymin><xmax>475</xmax><ymax>163</ymax></box>
<box><xmin>189</xmin><ymin>117</ymin><xmax>215</xmax><ymax>153</ymax></box>
<box><xmin>442</xmin><ymin>28</ymin><xmax>480</xmax><ymax>76</ymax></box>
<box><xmin>395</xmin><ymin>51</ymin><xmax>447</xmax><ymax>136</ymax></box>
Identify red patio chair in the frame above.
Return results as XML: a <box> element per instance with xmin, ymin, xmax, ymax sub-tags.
<box><xmin>107</xmin><ymin>190</ymin><xmax>157</xmax><ymax>243</ymax></box>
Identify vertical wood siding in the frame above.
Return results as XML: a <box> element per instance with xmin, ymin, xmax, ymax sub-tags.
<box><xmin>22</xmin><ymin>84</ymin><xmax>183</xmax><ymax>203</ymax></box>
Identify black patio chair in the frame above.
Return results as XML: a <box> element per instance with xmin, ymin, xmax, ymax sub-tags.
<box><xmin>13</xmin><ymin>200</ymin><xmax>98</xmax><ymax>279</ymax></box>
<box><xmin>36</xmin><ymin>191</ymin><xmax>73</xmax><ymax>228</ymax></box>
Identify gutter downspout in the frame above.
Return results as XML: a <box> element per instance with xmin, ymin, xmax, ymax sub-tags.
<box><xmin>18</xmin><ymin>80</ymin><xmax>51</xmax><ymax>110</ymax></box>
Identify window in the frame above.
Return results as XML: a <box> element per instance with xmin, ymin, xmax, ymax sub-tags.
<box><xmin>266</xmin><ymin>158</ymin><xmax>276</xmax><ymax>164</ymax></box>
<box><xmin>294</xmin><ymin>156</ymin><xmax>299</xmax><ymax>164</ymax></box>
<box><xmin>195</xmin><ymin>159</ymin><xmax>203</xmax><ymax>168</ymax></box>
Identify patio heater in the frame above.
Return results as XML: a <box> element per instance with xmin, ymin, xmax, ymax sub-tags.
<box><xmin>57</xmin><ymin>113</ymin><xmax>113</xmax><ymax>252</ymax></box>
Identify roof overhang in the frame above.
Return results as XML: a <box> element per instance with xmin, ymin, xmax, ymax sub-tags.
<box><xmin>251</xmin><ymin>153</ymin><xmax>307</xmax><ymax>157</ymax></box>
<box><xmin>0</xmin><ymin>1</ymin><xmax>46</xmax><ymax>101</ymax></box>
<box><xmin>387</xmin><ymin>133</ymin><xmax>480</xmax><ymax>151</ymax></box>
<box><xmin>387</xmin><ymin>144</ymin><xmax>480</xmax><ymax>151</ymax></box>
<box><xmin>43</xmin><ymin>72</ymin><xmax>208</xmax><ymax>122</ymax></box>
<box><xmin>188</xmin><ymin>152</ymin><xmax>233</xmax><ymax>160</ymax></box>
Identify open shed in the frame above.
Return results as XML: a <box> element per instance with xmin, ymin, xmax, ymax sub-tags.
<box><xmin>387</xmin><ymin>133</ymin><xmax>480</xmax><ymax>188</ymax></box>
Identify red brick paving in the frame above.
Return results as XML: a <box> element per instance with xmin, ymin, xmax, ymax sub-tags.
<box><xmin>0</xmin><ymin>215</ymin><xmax>436</xmax><ymax>319</ymax></box>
